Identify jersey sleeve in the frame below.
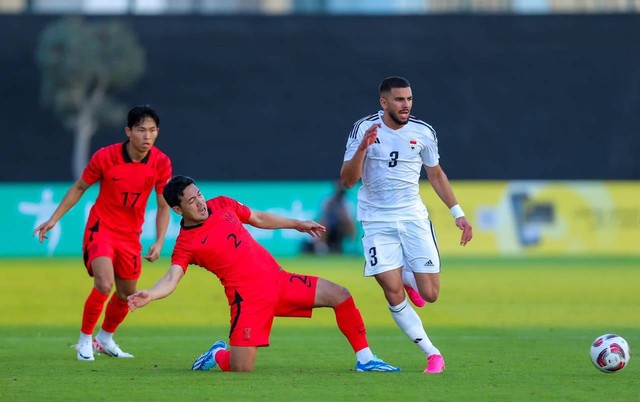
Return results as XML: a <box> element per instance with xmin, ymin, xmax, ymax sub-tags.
<box><xmin>214</xmin><ymin>196</ymin><xmax>251</xmax><ymax>223</ymax></box>
<box><xmin>154</xmin><ymin>152</ymin><xmax>173</xmax><ymax>194</ymax></box>
<box><xmin>81</xmin><ymin>148</ymin><xmax>105</xmax><ymax>185</ymax></box>
<box><xmin>236</xmin><ymin>201</ymin><xmax>251</xmax><ymax>223</ymax></box>
<box><xmin>343</xmin><ymin>121</ymin><xmax>367</xmax><ymax>162</ymax></box>
<box><xmin>170</xmin><ymin>236</ymin><xmax>191</xmax><ymax>273</ymax></box>
<box><xmin>421</xmin><ymin>126</ymin><xmax>440</xmax><ymax>167</ymax></box>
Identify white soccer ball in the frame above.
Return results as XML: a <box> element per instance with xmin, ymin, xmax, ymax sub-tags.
<box><xmin>590</xmin><ymin>334</ymin><xmax>631</xmax><ymax>373</ymax></box>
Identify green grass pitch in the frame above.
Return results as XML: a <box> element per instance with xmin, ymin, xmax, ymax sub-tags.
<box><xmin>0</xmin><ymin>256</ymin><xmax>638</xmax><ymax>401</ymax></box>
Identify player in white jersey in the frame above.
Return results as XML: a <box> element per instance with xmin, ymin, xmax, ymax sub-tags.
<box><xmin>341</xmin><ymin>76</ymin><xmax>473</xmax><ymax>374</ymax></box>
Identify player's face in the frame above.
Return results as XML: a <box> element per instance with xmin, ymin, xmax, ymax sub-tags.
<box><xmin>125</xmin><ymin>117</ymin><xmax>159</xmax><ymax>154</ymax></box>
<box><xmin>178</xmin><ymin>184</ymin><xmax>209</xmax><ymax>225</ymax></box>
<box><xmin>380</xmin><ymin>87</ymin><xmax>412</xmax><ymax>128</ymax></box>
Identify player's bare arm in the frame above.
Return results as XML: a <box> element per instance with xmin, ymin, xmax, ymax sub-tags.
<box><xmin>341</xmin><ymin>123</ymin><xmax>380</xmax><ymax>188</ymax></box>
<box><xmin>33</xmin><ymin>178</ymin><xmax>91</xmax><ymax>242</ymax></box>
<box><xmin>425</xmin><ymin>164</ymin><xmax>473</xmax><ymax>246</ymax></box>
<box><xmin>127</xmin><ymin>264</ymin><xmax>185</xmax><ymax>311</ymax></box>
<box><xmin>248</xmin><ymin>209</ymin><xmax>326</xmax><ymax>238</ymax></box>
<box><xmin>144</xmin><ymin>194</ymin><xmax>171</xmax><ymax>262</ymax></box>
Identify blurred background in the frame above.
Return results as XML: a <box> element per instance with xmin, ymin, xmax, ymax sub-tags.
<box><xmin>0</xmin><ymin>0</ymin><xmax>638</xmax><ymax>259</ymax></box>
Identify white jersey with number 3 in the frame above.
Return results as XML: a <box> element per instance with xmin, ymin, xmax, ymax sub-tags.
<box><xmin>344</xmin><ymin>110</ymin><xmax>439</xmax><ymax>222</ymax></box>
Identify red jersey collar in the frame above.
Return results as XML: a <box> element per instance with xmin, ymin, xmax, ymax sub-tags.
<box><xmin>180</xmin><ymin>207</ymin><xmax>212</xmax><ymax>230</ymax></box>
<box><xmin>122</xmin><ymin>140</ymin><xmax>151</xmax><ymax>164</ymax></box>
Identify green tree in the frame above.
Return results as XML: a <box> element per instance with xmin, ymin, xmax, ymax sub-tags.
<box><xmin>36</xmin><ymin>17</ymin><xmax>145</xmax><ymax>179</ymax></box>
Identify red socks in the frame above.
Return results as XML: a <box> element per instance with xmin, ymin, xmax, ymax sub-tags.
<box><xmin>215</xmin><ymin>349</ymin><xmax>231</xmax><ymax>372</ymax></box>
<box><xmin>334</xmin><ymin>296</ymin><xmax>369</xmax><ymax>352</ymax></box>
<box><xmin>81</xmin><ymin>288</ymin><xmax>109</xmax><ymax>335</ymax></box>
<box><xmin>102</xmin><ymin>294</ymin><xmax>130</xmax><ymax>333</ymax></box>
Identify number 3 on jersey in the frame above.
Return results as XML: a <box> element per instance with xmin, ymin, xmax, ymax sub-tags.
<box><xmin>368</xmin><ymin>246</ymin><xmax>378</xmax><ymax>266</ymax></box>
<box><xmin>389</xmin><ymin>151</ymin><xmax>399</xmax><ymax>167</ymax></box>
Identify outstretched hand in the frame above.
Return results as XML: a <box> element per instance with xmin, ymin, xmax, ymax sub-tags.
<box><xmin>127</xmin><ymin>290</ymin><xmax>152</xmax><ymax>312</ymax></box>
<box><xmin>455</xmin><ymin>217</ymin><xmax>473</xmax><ymax>246</ymax></box>
<box><xmin>33</xmin><ymin>219</ymin><xmax>56</xmax><ymax>242</ymax></box>
<box><xmin>296</xmin><ymin>220</ymin><xmax>326</xmax><ymax>238</ymax></box>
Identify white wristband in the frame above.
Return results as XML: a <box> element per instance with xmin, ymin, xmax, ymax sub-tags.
<box><xmin>450</xmin><ymin>204</ymin><xmax>465</xmax><ymax>219</ymax></box>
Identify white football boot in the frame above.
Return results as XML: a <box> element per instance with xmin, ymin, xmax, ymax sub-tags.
<box><xmin>93</xmin><ymin>338</ymin><xmax>134</xmax><ymax>358</ymax></box>
<box><xmin>75</xmin><ymin>341</ymin><xmax>95</xmax><ymax>361</ymax></box>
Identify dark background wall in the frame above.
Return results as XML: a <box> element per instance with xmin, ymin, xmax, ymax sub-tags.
<box><xmin>1</xmin><ymin>14</ymin><xmax>639</xmax><ymax>181</ymax></box>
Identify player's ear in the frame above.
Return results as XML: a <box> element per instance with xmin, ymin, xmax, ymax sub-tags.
<box><xmin>171</xmin><ymin>205</ymin><xmax>183</xmax><ymax>216</ymax></box>
<box><xmin>125</xmin><ymin>126</ymin><xmax>132</xmax><ymax>138</ymax></box>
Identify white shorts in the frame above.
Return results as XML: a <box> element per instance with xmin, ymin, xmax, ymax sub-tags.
<box><xmin>361</xmin><ymin>219</ymin><xmax>440</xmax><ymax>276</ymax></box>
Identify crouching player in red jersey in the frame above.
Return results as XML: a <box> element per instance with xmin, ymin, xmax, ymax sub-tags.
<box><xmin>34</xmin><ymin>105</ymin><xmax>172</xmax><ymax>361</ymax></box>
<box><xmin>127</xmin><ymin>175</ymin><xmax>400</xmax><ymax>372</ymax></box>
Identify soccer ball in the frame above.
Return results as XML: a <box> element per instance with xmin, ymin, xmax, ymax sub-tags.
<box><xmin>590</xmin><ymin>334</ymin><xmax>631</xmax><ymax>373</ymax></box>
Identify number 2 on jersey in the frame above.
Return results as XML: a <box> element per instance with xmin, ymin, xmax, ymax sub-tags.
<box><xmin>227</xmin><ymin>233</ymin><xmax>242</xmax><ymax>248</ymax></box>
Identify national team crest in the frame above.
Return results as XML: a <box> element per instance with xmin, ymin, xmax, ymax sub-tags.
<box><xmin>409</xmin><ymin>139</ymin><xmax>417</xmax><ymax>150</ymax></box>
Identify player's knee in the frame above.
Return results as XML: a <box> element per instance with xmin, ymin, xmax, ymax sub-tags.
<box><xmin>94</xmin><ymin>281</ymin><xmax>113</xmax><ymax>295</ymax></box>
<box><xmin>425</xmin><ymin>295</ymin><xmax>438</xmax><ymax>303</ymax></box>
<box><xmin>115</xmin><ymin>282</ymin><xmax>137</xmax><ymax>300</ymax></box>
<box><xmin>335</xmin><ymin>285</ymin><xmax>351</xmax><ymax>300</ymax></box>
<box><xmin>318</xmin><ymin>278</ymin><xmax>351</xmax><ymax>306</ymax></box>
<box><xmin>114</xmin><ymin>290</ymin><xmax>130</xmax><ymax>302</ymax></box>
<box><xmin>421</xmin><ymin>291</ymin><xmax>438</xmax><ymax>304</ymax></box>
<box><xmin>327</xmin><ymin>285</ymin><xmax>351</xmax><ymax>307</ymax></box>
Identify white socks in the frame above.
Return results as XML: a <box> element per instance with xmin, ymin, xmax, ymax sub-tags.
<box><xmin>389</xmin><ymin>298</ymin><xmax>440</xmax><ymax>356</ymax></box>
<box><xmin>96</xmin><ymin>329</ymin><xmax>113</xmax><ymax>344</ymax></box>
<box><xmin>356</xmin><ymin>347</ymin><xmax>374</xmax><ymax>364</ymax></box>
<box><xmin>79</xmin><ymin>329</ymin><xmax>114</xmax><ymax>345</ymax></box>
<box><xmin>78</xmin><ymin>332</ymin><xmax>92</xmax><ymax>345</ymax></box>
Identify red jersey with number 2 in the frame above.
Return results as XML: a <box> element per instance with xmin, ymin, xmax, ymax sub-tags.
<box><xmin>171</xmin><ymin>197</ymin><xmax>281</xmax><ymax>290</ymax></box>
<box><xmin>81</xmin><ymin>141</ymin><xmax>172</xmax><ymax>238</ymax></box>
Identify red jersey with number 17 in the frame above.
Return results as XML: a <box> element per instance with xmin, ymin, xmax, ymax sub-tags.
<box><xmin>81</xmin><ymin>141</ymin><xmax>172</xmax><ymax>238</ymax></box>
<box><xmin>171</xmin><ymin>196</ymin><xmax>281</xmax><ymax>290</ymax></box>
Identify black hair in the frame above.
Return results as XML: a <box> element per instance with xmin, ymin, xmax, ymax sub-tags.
<box><xmin>163</xmin><ymin>175</ymin><xmax>195</xmax><ymax>208</ymax></box>
<box><xmin>379</xmin><ymin>76</ymin><xmax>411</xmax><ymax>95</ymax></box>
<box><xmin>127</xmin><ymin>104</ymin><xmax>160</xmax><ymax>128</ymax></box>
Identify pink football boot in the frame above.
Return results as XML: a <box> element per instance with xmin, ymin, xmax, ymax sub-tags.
<box><xmin>404</xmin><ymin>285</ymin><xmax>426</xmax><ymax>308</ymax></box>
<box><xmin>424</xmin><ymin>354</ymin><xmax>445</xmax><ymax>374</ymax></box>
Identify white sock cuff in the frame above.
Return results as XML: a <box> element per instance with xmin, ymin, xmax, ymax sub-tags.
<box><xmin>78</xmin><ymin>332</ymin><xmax>92</xmax><ymax>344</ymax></box>
<box><xmin>96</xmin><ymin>329</ymin><xmax>114</xmax><ymax>342</ymax></box>
<box><xmin>388</xmin><ymin>298</ymin><xmax>408</xmax><ymax>313</ymax></box>
<box><xmin>356</xmin><ymin>347</ymin><xmax>374</xmax><ymax>364</ymax></box>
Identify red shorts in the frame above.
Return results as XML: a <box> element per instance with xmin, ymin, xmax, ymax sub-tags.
<box><xmin>82</xmin><ymin>220</ymin><xmax>142</xmax><ymax>280</ymax></box>
<box><xmin>226</xmin><ymin>269</ymin><xmax>318</xmax><ymax>347</ymax></box>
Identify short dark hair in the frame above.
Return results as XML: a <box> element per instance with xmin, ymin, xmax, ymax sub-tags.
<box><xmin>127</xmin><ymin>104</ymin><xmax>160</xmax><ymax>129</ymax></box>
<box><xmin>163</xmin><ymin>175</ymin><xmax>195</xmax><ymax>208</ymax></box>
<box><xmin>379</xmin><ymin>76</ymin><xmax>411</xmax><ymax>95</ymax></box>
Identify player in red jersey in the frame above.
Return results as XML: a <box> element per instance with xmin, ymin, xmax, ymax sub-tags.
<box><xmin>127</xmin><ymin>175</ymin><xmax>400</xmax><ymax>373</ymax></box>
<box><xmin>34</xmin><ymin>105</ymin><xmax>172</xmax><ymax>361</ymax></box>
